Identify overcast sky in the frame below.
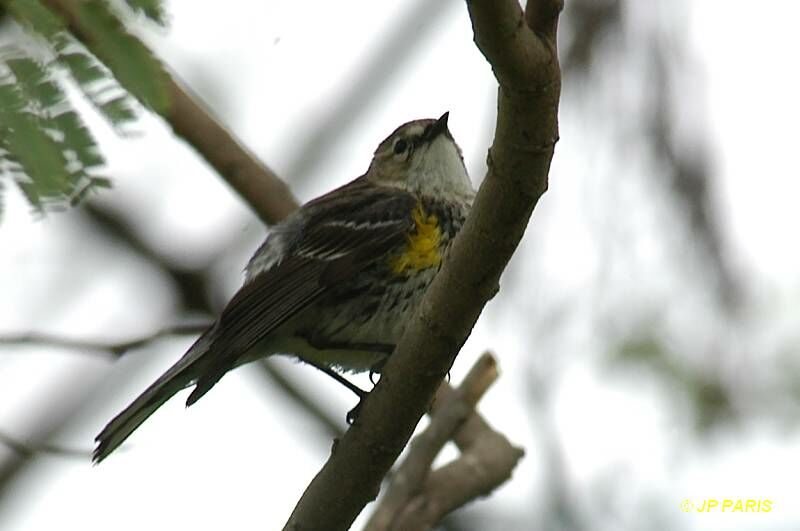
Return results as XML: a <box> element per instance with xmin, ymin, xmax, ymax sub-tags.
<box><xmin>1</xmin><ymin>1</ymin><xmax>799</xmax><ymax>530</ymax></box>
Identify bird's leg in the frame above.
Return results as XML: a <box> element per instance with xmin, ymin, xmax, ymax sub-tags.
<box><xmin>302</xmin><ymin>359</ymin><xmax>366</xmax><ymax>399</ymax></box>
<box><xmin>302</xmin><ymin>361</ymin><xmax>364</xmax><ymax>425</ymax></box>
<box><xmin>307</xmin><ymin>340</ymin><xmax>393</xmax><ymax>387</ymax></box>
<box><xmin>304</xmin><ymin>340</ymin><xmax>395</xmax><ymax>424</ymax></box>
<box><xmin>348</xmin><ymin>357</ymin><xmax>390</xmax><ymax>424</ymax></box>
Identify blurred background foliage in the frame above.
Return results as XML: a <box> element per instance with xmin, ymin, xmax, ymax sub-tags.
<box><xmin>0</xmin><ymin>0</ymin><xmax>165</xmax><ymax>215</ymax></box>
<box><xmin>0</xmin><ymin>1</ymin><xmax>798</xmax><ymax>530</ymax></box>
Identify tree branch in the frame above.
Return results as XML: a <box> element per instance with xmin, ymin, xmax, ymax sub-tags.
<box><xmin>163</xmin><ymin>77</ymin><xmax>299</xmax><ymax>222</ymax></box>
<box><xmin>395</xmin><ymin>429</ymin><xmax>523</xmax><ymax>530</ymax></box>
<box><xmin>284</xmin><ymin>0</ymin><xmax>562</xmax><ymax>528</ymax></box>
<box><xmin>40</xmin><ymin>0</ymin><xmax>300</xmax><ymax>224</ymax></box>
<box><xmin>0</xmin><ymin>323</ymin><xmax>208</xmax><ymax>359</ymax></box>
<box><xmin>366</xmin><ymin>353</ymin><xmax>524</xmax><ymax>531</ymax></box>
<box><xmin>365</xmin><ymin>355</ymin><xmax>495</xmax><ymax>531</ymax></box>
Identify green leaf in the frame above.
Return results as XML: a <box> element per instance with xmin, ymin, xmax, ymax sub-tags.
<box><xmin>77</xmin><ymin>0</ymin><xmax>170</xmax><ymax>113</ymax></box>
<box><xmin>58</xmin><ymin>50</ymin><xmax>138</xmax><ymax>128</ymax></box>
<box><xmin>0</xmin><ymin>53</ymin><xmax>107</xmax><ymax>213</ymax></box>
<box><xmin>100</xmin><ymin>94</ymin><xmax>137</xmax><ymax>124</ymax></box>
<box><xmin>58</xmin><ymin>51</ymin><xmax>107</xmax><ymax>87</ymax></box>
<box><xmin>6</xmin><ymin>57</ymin><xmax>63</xmax><ymax>110</ymax></box>
<box><xmin>8</xmin><ymin>0</ymin><xmax>141</xmax><ymax>130</ymax></box>
<box><xmin>53</xmin><ymin>110</ymin><xmax>105</xmax><ymax>168</ymax></box>
<box><xmin>0</xmin><ymin>0</ymin><xmax>173</xmax><ymax>216</ymax></box>
<box><xmin>90</xmin><ymin>175</ymin><xmax>112</xmax><ymax>188</ymax></box>
<box><xmin>69</xmin><ymin>175</ymin><xmax>113</xmax><ymax>207</ymax></box>
<box><xmin>0</xmin><ymin>87</ymin><xmax>72</xmax><ymax>202</ymax></box>
<box><xmin>124</xmin><ymin>0</ymin><xmax>167</xmax><ymax>26</ymax></box>
<box><xmin>5</xmin><ymin>0</ymin><xmax>65</xmax><ymax>42</ymax></box>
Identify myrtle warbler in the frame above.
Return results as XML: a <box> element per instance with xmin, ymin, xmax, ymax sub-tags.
<box><xmin>93</xmin><ymin>112</ymin><xmax>474</xmax><ymax>463</ymax></box>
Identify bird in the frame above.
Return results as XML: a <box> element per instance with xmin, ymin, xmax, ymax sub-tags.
<box><xmin>93</xmin><ymin>112</ymin><xmax>474</xmax><ymax>463</ymax></box>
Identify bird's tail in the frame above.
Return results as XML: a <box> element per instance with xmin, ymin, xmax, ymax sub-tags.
<box><xmin>92</xmin><ymin>329</ymin><xmax>214</xmax><ymax>463</ymax></box>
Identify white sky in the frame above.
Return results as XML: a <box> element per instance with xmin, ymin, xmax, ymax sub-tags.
<box><xmin>1</xmin><ymin>1</ymin><xmax>799</xmax><ymax>530</ymax></box>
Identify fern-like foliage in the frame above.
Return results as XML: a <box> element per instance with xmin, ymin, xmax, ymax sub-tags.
<box><xmin>124</xmin><ymin>0</ymin><xmax>168</xmax><ymax>26</ymax></box>
<box><xmin>0</xmin><ymin>0</ymin><xmax>168</xmax><ymax>217</ymax></box>
<box><xmin>0</xmin><ymin>55</ymin><xmax>104</xmax><ymax>213</ymax></box>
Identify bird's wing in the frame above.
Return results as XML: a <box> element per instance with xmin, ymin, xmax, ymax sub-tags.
<box><xmin>186</xmin><ymin>178</ymin><xmax>416</xmax><ymax>404</ymax></box>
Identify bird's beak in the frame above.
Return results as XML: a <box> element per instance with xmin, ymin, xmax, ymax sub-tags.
<box><xmin>424</xmin><ymin>111</ymin><xmax>450</xmax><ymax>142</ymax></box>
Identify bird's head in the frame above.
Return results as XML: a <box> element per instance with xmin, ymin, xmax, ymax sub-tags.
<box><xmin>367</xmin><ymin>112</ymin><xmax>474</xmax><ymax>200</ymax></box>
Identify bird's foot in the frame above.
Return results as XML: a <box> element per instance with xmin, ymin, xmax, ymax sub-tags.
<box><xmin>368</xmin><ymin>357</ymin><xmax>387</xmax><ymax>386</ymax></box>
<box><xmin>346</xmin><ymin>399</ymin><xmax>364</xmax><ymax>425</ymax></box>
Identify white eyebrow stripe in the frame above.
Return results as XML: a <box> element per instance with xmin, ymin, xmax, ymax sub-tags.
<box><xmin>402</xmin><ymin>125</ymin><xmax>425</xmax><ymax>137</ymax></box>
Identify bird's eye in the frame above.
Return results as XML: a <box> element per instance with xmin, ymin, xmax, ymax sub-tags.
<box><xmin>393</xmin><ymin>139</ymin><xmax>408</xmax><ymax>155</ymax></box>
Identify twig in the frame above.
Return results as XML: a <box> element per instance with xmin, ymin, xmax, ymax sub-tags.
<box><xmin>0</xmin><ymin>431</ymin><xmax>91</xmax><ymax>459</ymax></box>
<box><xmin>390</xmin><ymin>355</ymin><xmax>524</xmax><ymax>530</ymax></box>
<box><xmin>39</xmin><ymin>0</ymin><xmax>300</xmax><ymax>224</ymax></box>
<box><xmin>431</xmin><ymin>356</ymin><xmax>500</xmax><ymax>452</ymax></box>
<box><xmin>284</xmin><ymin>0</ymin><xmax>562</xmax><ymax>528</ymax></box>
<box><xmin>365</xmin><ymin>353</ymin><xmax>523</xmax><ymax>531</ymax></box>
<box><xmin>0</xmin><ymin>323</ymin><xmax>209</xmax><ymax>359</ymax></box>
<box><xmin>393</xmin><ymin>429</ymin><xmax>524</xmax><ymax>531</ymax></box>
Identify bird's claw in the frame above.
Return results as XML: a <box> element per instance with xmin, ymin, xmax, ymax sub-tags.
<box><xmin>346</xmin><ymin>399</ymin><xmax>363</xmax><ymax>425</ymax></box>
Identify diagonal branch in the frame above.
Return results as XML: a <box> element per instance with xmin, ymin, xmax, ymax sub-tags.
<box><xmin>39</xmin><ymin>0</ymin><xmax>300</xmax><ymax>224</ymax></box>
<box><xmin>284</xmin><ymin>0</ymin><xmax>562</xmax><ymax>529</ymax></box>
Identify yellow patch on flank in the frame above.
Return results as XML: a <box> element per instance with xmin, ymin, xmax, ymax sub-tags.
<box><xmin>390</xmin><ymin>204</ymin><xmax>442</xmax><ymax>275</ymax></box>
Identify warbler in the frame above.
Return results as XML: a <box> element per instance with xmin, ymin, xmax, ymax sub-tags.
<box><xmin>93</xmin><ymin>112</ymin><xmax>474</xmax><ymax>463</ymax></box>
